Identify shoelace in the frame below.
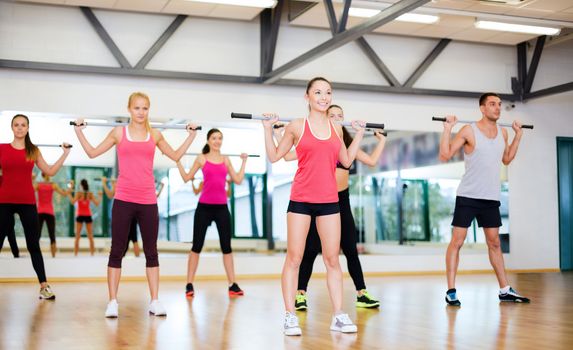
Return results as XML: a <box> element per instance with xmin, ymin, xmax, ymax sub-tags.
<box><xmin>336</xmin><ymin>313</ymin><xmax>353</xmax><ymax>325</ymax></box>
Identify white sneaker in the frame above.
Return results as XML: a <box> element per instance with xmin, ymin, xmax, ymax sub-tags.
<box><xmin>284</xmin><ymin>311</ymin><xmax>302</xmax><ymax>336</ymax></box>
<box><xmin>330</xmin><ymin>313</ymin><xmax>357</xmax><ymax>333</ymax></box>
<box><xmin>149</xmin><ymin>300</ymin><xmax>167</xmax><ymax>316</ymax></box>
<box><xmin>105</xmin><ymin>300</ymin><xmax>118</xmax><ymax>318</ymax></box>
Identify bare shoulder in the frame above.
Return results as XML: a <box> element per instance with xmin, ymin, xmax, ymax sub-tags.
<box><xmin>196</xmin><ymin>154</ymin><xmax>207</xmax><ymax>166</ymax></box>
<box><xmin>501</xmin><ymin>127</ymin><xmax>509</xmax><ymax>140</ymax></box>
<box><xmin>150</xmin><ymin>128</ymin><xmax>163</xmax><ymax>143</ymax></box>
<box><xmin>110</xmin><ymin>126</ymin><xmax>123</xmax><ymax>142</ymax></box>
<box><xmin>286</xmin><ymin>118</ymin><xmax>304</xmax><ymax>137</ymax></box>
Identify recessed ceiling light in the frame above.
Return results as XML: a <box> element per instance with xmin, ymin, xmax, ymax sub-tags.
<box><xmin>475</xmin><ymin>20</ymin><xmax>561</xmax><ymax>36</ymax></box>
<box><xmin>184</xmin><ymin>0</ymin><xmax>276</xmax><ymax>8</ymax></box>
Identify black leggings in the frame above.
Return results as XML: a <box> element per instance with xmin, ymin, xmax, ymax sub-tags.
<box><xmin>192</xmin><ymin>203</ymin><xmax>232</xmax><ymax>254</ymax></box>
<box><xmin>38</xmin><ymin>213</ymin><xmax>56</xmax><ymax>244</ymax></box>
<box><xmin>108</xmin><ymin>199</ymin><xmax>159</xmax><ymax>268</ymax></box>
<box><xmin>297</xmin><ymin>188</ymin><xmax>366</xmax><ymax>291</ymax></box>
<box><xmin>0</xmin><ymin>213</ymin><xmax>19</xmax><ymax>257</ymax></box>
<box><xmin>122</xmin><ymin>217</ymin><xmax>139</xmax><ymax>257</ymax></box>
<box><xmin>0</xmin><ymin>204</ymin><xmax>47</xmax><ymax>283</ymax></box>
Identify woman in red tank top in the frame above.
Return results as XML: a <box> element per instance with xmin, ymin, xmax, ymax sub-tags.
<box><xmin>262</xmin><ymin>77</ymin><xmax>366</xmax><ymax>336</ymax></box>
<box><xmin>73</xmin><ymin>92</ymin><xmax>198</xmax><ymax>318</ymax></box>
<box><xmin>34</xmin><ymin>172</ymin><xmax>72</xmax><ymax>257</ymax></box>
<box><xmin>67</xmin><ymin>179</ymin><xmax>101</xmax><ymax>256</ymax></box>
<box><xmin>0</xmin><ymin>114</ymin><xmax>71</xmax><ymax>300</ymax></box>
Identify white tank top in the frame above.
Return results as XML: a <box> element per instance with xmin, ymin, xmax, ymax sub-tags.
<box><xmin>457</xmin><ymin>123</ymin><xmax>505</xmax><ymax>201</ymax></box>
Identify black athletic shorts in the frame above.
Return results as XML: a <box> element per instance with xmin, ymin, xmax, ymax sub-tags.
<box><xmin>287</xmin><ymin>201</ymin><xmax>340</xmax><ymax>217</ymax></box>
<box><xmin>76</xmin><ymin>215</ymin><xmax>93</xmax><ymax>223</ymax></box>
<box><xmin>451</xmin><ymin>196</ymin><xmax>501</xmax><ymax>228</ymax></box>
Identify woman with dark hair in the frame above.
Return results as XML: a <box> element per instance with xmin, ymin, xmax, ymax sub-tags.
<box><xmin>275</xmin><ymin>104</ymin><xmax>386</xmax><ymax>310</ymax></box>
<box><xmin>0</xmin><ymin>114</ymin><xmax>70</xmax><ymax>299</ymax></box>
<box><xmin>263</xmin><ymin>77</ymin><xmax>365</xmax><ymax>336</ymax></box>
<box><xmin>176</xmin><ymin>128</ymin><xmax>248</xmax><ymax>298</ymax></box>
<box><xmin>35</xmin><ymin>172</ymin><xmax>72</xmax><ymax>257</ymax></box>
<box><xmin>68</xmin><ymin>179</ymin><xmax>101</xmax><ymax>256</ymax></box>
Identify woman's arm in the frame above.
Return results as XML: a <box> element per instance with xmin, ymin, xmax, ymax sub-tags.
<box><xmin>356</xmin><ymin>131</ymin><xmax>386</xmax><ymax>167</ymax></box>
<box><xmin>337</xmin><ymin>122</ymin><xmax>365</xmax><ymax>168</ymax></box>
<box><xmin>35</xmin><ymin>143</ymin><xmax>72</xmax><ymax>177</ymax></box>
<box><xmin>90</xmin><ymin>192</ymin><xmax>102</xmax><ymax>206</ymax></box>
<box><xmin>226</xmin><ymin>154</ymin><xmax>247</xmax><ymax>185</ymax></box>
<box><xmin>263</xmin><ymin>116</ymin><xmax>298</xmax><ymax>163</ymax></box>
<box><xmin>154</xmin><ymin>125</ymin><xmax>198</xmax><ymax>162</ymax></box>
<box><xmin>192</xmin><ymin>180</ymin><xmax>203</xmax><ymax>195</ymax></box>
<box><xmin>101</xmin><ymin>177</ymin><xmax>115</xmax><ymax>199</ymax></box>
<box><xmin>73</xmin><ymin>120</ymin><xmax>118</xmax><ymax>159</ymax></box>
<box><xmin>176</xmin><ymin>156</ymin><xmax>203</xmax><ymax>183</ymax></box>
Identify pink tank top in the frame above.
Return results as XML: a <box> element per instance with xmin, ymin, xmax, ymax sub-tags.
<box><xmin>290</xmin><ymin>118</ymin><xmax>341</xmax><ymax>203</ymax></box>
<box><xmin>199</xmin><ymin>160</ymin><xmax>228</xmax><ymax>205</ymax></box>
<box><xmin>76</xmin><ymin>194</ymin><xmax>92</xmax><ymax>216</ymax></box>
<box><xmin>37</xmin><ymin>183</ymin><xmax>54</xmax><ymax>215</ymax></box>
<box><xmin>115</xmin><ymin>127</ymin><xmax>157</xmax><ymax>205</ymax></box>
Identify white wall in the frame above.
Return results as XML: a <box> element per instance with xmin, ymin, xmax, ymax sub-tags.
<box><xmin>1</xmin><ymin>2</ymin><xmax>572</xmax><ymax>271</ymax></box>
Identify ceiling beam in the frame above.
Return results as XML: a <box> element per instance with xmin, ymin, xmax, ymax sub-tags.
<box><xmin>404</xmin><ymin>38</ymin><xmax>451</xmax><ymax>88</ymax></box>
<box><xmin>262</xmin><ymin>0</ymin><xmax>430</xmax><ymax>84</ymax></box>
<box><xmin>79</xmin><ymin>7</ymin><xmax>131</xmax><ymax>69</ymax></box>
<box><xmin>135</xmin><ymin>15</ymin><xmax>187</xmax><ymax>70</ymax></box>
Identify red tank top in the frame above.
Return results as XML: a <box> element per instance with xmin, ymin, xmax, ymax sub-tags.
<box><xmin>290</xmin><ymin>118</ymin><xmax>341</xmax><ymax>203</ymax></box>
<box><xmin>76</xmin><ymin>194</ymin><xmax>92</xmax><ymax>216</ymax></box>
<box><xmin>0</xmin><ymin>144</ymin><xmax>36</xmax><ymax>204</ymax></box>
<box><xmin>37</xmin><ymin>182</ymin><xmax>55</xmax><ymax>215</ymax></box>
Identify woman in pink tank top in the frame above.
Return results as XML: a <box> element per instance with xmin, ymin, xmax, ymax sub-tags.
<box><xmin>34</xmin><ymin>172</ymin><xmax>72</xmax><ymax>257</ymax></box>
<box><xmin>67</xmin><ymin>179</ymin><xmax>101</xmax><ymax>256</ymax></box>
<box><xmin>73</xmin><ymin>92</ymin><xmax>198</xmax><ymax>318</ymax></box>
<box><xmin>176</xmin><ymin>128</ymin><xmax>248</xmax><ymax>298</ymax></box>
<box><xmin>262</xmin><ymin>77</ymin><xmax>366</xmax><ymax>336</ymax></box>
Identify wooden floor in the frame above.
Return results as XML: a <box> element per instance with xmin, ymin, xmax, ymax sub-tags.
<box><xmin>0</xmin><ymin>272</ymin><xmax>571</xmax><ymax>350</ymax></box>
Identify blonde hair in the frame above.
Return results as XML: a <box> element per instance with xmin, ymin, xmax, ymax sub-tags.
<box><xmin>128</xmin><ymin>92</ymin><xmax>151</xmax><ymax>133</ymax></box>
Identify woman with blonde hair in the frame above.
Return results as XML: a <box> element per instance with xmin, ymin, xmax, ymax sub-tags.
<box><xmin>73</xmin><ymin>92</ymin><xmax>198</xmax><ymax>318</ymax></box>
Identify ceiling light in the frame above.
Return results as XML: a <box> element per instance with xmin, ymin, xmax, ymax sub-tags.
<box><xmin>184</xmin><ymin>0</ymin><xmax>276</xmax><ymax>8</ymax></box>
<box><xmin>475</xmin><ymin>20</ymin><xmax>561</xmax><ymax>35</ymax></box>
<box><xmin>349</xmin><ymin>7</ymin><xmax>439</xmax><ymax>24</ymax></box>
<box><xmin>395</xmin><ymin>13</ymin><xmax>439</xmax><ymax>24</ymax></box>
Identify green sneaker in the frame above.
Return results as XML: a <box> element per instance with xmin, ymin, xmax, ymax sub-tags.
<box><xmin>356</xmin><ymin>290</ymin><xmax>379</xmax><ymax>308</ymax></box>
<box><xmin>295</xmin><ymin>293</ymin><xmax>307</xmax><ymax>311</ymax></box>
<box><xmin>39</xmin><ymin>285</ymin><xmax>56</xmax><ymax>300</ymax></box>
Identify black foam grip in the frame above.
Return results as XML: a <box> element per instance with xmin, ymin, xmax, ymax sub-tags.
<box><xmin>69</xmin><ymin>121</ymin><xmax>85</xmax><ymax>126</ymax></box>
<box><xmin>432</xmin><ymin>117</ymin><xmax>446</xmax><ymax>122</ymax></box>
<box><xmin>231</xmin><ymin>113</ymin><xmax>252</xmax><ymax>119</ymax></box>
<box><xmin>364</xmin><ymin>122</ymin><xmax>384</xmax><ymax>129</ymax></box>
<box><xmin>522</xmin><ymin>125</ymin><xmax>534</xmax><ymax>129</ymax></box>
<box><xmin>63</xmin><ymin>145</ymin><xmax>73</xmax><ymax>148</ymax></box>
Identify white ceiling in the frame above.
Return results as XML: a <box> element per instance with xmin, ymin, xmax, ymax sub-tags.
<box><xmin>15</xmin><ymin>0</ymin><xmax>573</xmax><ymax>45</ymax></box>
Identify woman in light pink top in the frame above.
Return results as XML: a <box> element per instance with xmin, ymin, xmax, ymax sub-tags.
<box><xmin>73</xmin><ymin>92</ymin><xmax>198</xmax><ymax>318</ymax></box>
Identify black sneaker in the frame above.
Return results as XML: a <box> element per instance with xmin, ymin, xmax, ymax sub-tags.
<box><xmin>445</xmin><ymin>288</ymin><xmax>461</xmax><ymax>306</ymax></box>
<box><xmin>185</xmin><ymin>283</ymin><xmax>194</xmax><ymax>298</ymax></box>
<box><xmin>499</xmin><ymin>287</ymin><xmax>530</xmax><ymax>303</ymax></box>
<box><xmin>295</xmin><ymin>293</ymin><xmax>308</xmax><ymax>311</ymax></box>
<box><xmin>356</xmin><ymin>290</ymin><xmax>380</xmax><ymax>308</ymax></box>
<box><xmin>229</xmin><ymin>283</ymin><xmax>244</xmax><ymax>296</ymax></box>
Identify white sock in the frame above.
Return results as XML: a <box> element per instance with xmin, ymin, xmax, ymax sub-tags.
<box><xmin>500</xmin><ymin>285</ymin><xmax>510</xmax><ymax>294</ymax></box>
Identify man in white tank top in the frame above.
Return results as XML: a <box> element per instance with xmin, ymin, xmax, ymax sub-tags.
<box><xmin>439</xmin><ymin>93</ymin><xmax>530</xmax><ymax>306</ymax></box>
